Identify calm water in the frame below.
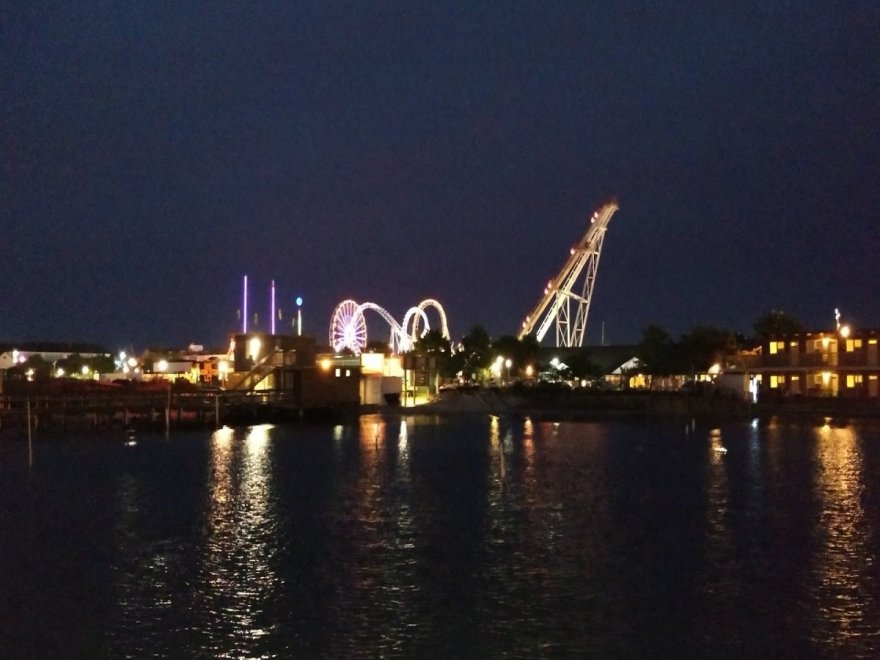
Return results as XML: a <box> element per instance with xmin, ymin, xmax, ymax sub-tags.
<box><xmin>2</xmin><ymin>414</ymin><xmax>879</xmax><ymax>658</ymax></box>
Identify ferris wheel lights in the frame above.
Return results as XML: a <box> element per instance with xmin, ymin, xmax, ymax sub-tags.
<box><xmin>330</xmin><ymin>298</ymin><xmax>450</xmax><ymax>355</ymax></box>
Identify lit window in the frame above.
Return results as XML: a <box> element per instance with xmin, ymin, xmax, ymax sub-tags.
<box><xmin>846</xmin><ymin>339</ymin><xmax>863</xmax><ymax>352</ymax></box>
<box><xmin>769</xmin><ymin>341</ymin><xmax>786</xmax><ymax>355</ymax></box>
<box><xmin>791</xmin><ymin>374</ymin><xmax>799</xmax><ymax>381</ymax></box>
<box><xmin>770</xmin><ymin>375</ymin><xmax>782</xmax><ymax>388</ymax></box>
<box><xmin>869</xmin><ymin>339</ymin><xmax>878</xmax><ymax>345</ymax></box>
<box><xmin>335</xmin><ymin>368</ymin><xmax>341</xmax><ymax>377</ymax></box>
<box><xmin>789</xmin><ymin>341</ymin><xmax>798</xmax><ymax>348</ymax></box>
<box><xmin>345</xmin><ymin>369</ymin><xmax>351</xmax><ymax>377</ymax></box>
<box><xmin>846</xmin><ymin>374</ymin><xmax>864</xmax><ymax>388</ymax></box>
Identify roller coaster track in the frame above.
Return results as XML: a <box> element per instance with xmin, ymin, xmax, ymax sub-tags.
<box><xmin>517</xmin><ymin>201</ymin><xmax>618</xmax><ymax>347</ymax></box>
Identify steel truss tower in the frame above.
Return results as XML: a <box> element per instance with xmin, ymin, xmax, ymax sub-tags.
<box><xmin>517</xmin><ymin>201</ymin><xmax>618</xmax><ymax>347</ymax></box>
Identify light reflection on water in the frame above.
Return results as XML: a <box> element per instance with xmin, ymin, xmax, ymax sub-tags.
<box><xmin>810</xmin><ymin>423</ymin><xmax>879</xmax><ymax>650</ymax></box>
<box><xmin>200</xmin><ymin>424</ymin><xmax>279</xmax><ymax>657</ymax></box>
<box><xmin>4</xmin><ymin>416</ymin><xmax>880</xmax><ymax>657</ymax></box>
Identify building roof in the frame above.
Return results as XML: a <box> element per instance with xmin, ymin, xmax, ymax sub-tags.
<box><xmin>0</xmin><ymin>341</ymin><xmax>107</xmax><ymax>355</ymax></box>
<box><xmin>538</xmin><ymin>345</ymin><xmax>640</xmax><ymax>374</ymax></box>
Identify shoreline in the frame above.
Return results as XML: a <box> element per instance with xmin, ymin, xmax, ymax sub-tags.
<box><xmin>2</xmin><ymin>388</ymin><xmax>879</xmax><ymax>438</ymax></box>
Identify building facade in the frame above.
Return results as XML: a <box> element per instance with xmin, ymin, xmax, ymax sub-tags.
<box><xmin>756</xmin><ymin>328</ymin><xmax>880</xmax><ymax>400</ymax></box>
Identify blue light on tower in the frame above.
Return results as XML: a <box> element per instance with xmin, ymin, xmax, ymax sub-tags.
<box><xmin>296</xmin><ymin>296</ymin><xmax>303</xmax><ymax>335</ymax></box>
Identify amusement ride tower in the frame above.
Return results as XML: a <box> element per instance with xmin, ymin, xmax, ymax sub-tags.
<box><xmin>517</xmin><ymin>201</ymin><xmax>618</xmax><ymax>347</ymax></box>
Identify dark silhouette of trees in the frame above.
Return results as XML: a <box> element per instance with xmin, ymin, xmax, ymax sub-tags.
<box><xmin>414</xmin><ymin>329</ymin><xmax>451</xmax><ymax>356</ymax></box>
<box><xmin>678</xmin><ymin>326</ymin><xmax>739</xmax><ymax>373</ymax></box>
<box><xmin>413</xmin><ymin>329</ymin><xmax>455</xmax><ymax>378</ymax></box>
<box><xmin>752</xmin><ymin>310</ymin><xmax>805</xmax><ymax>342</ymax></box>
<box><xmin>637</xmin><ymin>323</ymin><xmax>740</xmax><ymax>376</ymax></box>
<box><xmin>637</xmin><ymin>324</ymin><xmax>676</xmax><ymax>376</ymax></box>
<box><xmin>448</xmin><ymin>326</ymin><xmax>493</xmax><ymax>381</ymax></box>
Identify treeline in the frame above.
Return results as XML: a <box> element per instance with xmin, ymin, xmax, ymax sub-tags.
<box><xmin>405</xmin><ymin>309</ymin><xmax>806</xmax><ymax>382</ymax></box>
<box><xmin>637</xmin><ymin>309</ymin><xmax>804</xmax><ymax>376</ymax></box>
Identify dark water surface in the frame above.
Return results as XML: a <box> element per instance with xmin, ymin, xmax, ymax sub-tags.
<box><xmin>2</xmin><ymin>415</ymin><xmax>879</xmax><ymax>658</ymax></box>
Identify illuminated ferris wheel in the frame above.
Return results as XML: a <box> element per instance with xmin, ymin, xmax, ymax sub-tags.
<box><xmin>329</xmin><ymin>299</ymin><xmax>367</xmax><ymax>354</ymax></box>
<box><xmin>328</xmin><ymin>298</ymin><xmax>451</xmax><ymax>355</ymax></box>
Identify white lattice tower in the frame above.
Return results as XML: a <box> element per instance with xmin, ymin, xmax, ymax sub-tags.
<box><xmin>517</xmin><ymin>201</ymin><xmax>618</xmax><ymax>347</ymax></box>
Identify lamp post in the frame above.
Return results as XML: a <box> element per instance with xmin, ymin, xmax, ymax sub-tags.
<box><xmin>504</xmin><ymin>358</ymin><xmax>512</xmax><ymax>384</ymax></box>
<box><xmin>296</xmin><ymin>296</ymin><xmax>303</xmax><ymax>336</ymax></box>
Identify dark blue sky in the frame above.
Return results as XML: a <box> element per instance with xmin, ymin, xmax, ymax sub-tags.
<box><xmin>3</xmin><ymin>2</ymin><xmax>878</xmax><ymax>350</ymax></box>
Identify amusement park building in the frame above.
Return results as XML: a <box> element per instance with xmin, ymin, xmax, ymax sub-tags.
<box><xmin>228</xmin><ymin>332</ymin><xmax>360</xmax><ymax>407</ymax></box>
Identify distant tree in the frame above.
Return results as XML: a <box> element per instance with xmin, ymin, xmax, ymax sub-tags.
<box><xmin>679</xmin><ymin>325</ymin><xmax>739</xmax><ymax>373</ymax></box>
<box><xmin>89</xmin><ymin>355</ymin><xmax>116</xmax><ymax>374</ymax></box>
<box><xmin>564</xmin><ymin>351</ymin><xmax>603</xmax><ymax>381</ymax></box>
<box><xmin>637</xmin><ymin>324</ymin><xmax>677</xmax><ymax>376</ymax></box>
<box><xmin>414</xmin><ymin>329</ymin><xmax>455</xmax><ymax>378</ymax></box>
<box><xmin>23</xmin><ymin>354</ymin><xmax>51</xmax><ymax>380</ymax></box>
<box><xmin>519</xmin><ymin>334</ymin><xmax>540</xmax><ymax>366</ymax></box>
<box><xmin>489</xmin><ymin>334</ymin><xmax>542</xmax><ymax>377</ymax></box>
<box><xmin>491</xmin><ymin>334</ymin><xmax>521</xmax><ymax>361</ymax></box>
<box><xmin>452</xmin><ymin>326</ymin><xmax>493</xmax><ymax>382</ymax></box>
<box><xmin>414</xmin><ymin>329</ymin><xmax>451</xmax><ymax>355</ymax></box>
<box><xmin>752</xmin><ymin>310</ymin><xmax>805</xmax><ymax>342</ymax></box>
<box><xmin>57</xmin><ymin>353</ymin><xmax>84</xmax><ymax>376</ymax></box>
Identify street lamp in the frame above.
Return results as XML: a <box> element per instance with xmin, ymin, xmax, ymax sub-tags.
<box><xmin>491</xmin><ymin>356</ymin><xmax>503</xmax><ymax>382</ymax></box>
<box><xmin>504</xmin><ymin>358</ymin><xmax>512</xmax><ymax>384</ymax></box>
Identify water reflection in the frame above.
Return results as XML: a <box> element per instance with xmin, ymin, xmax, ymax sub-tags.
<box><xmin>200</xmin><ymin>424</ymin><xmax>279</xmax><ymax>657</ymax></box>
<box><xmin>17</xmin><ymin>416</ymin><xmax>880</xmax><ymax>657</ymax></box>
<box><xmin>809</xmin><ymin>424</ymin><xmax>878</xmax><ymax>651</ymax></box>
<box><xmin>325</xmin><ymin>414</ymin><xmax>419</xmax><ymax>654</ymax></box>
<box><xmin>703</xmin><ymin>428</ymin><xmax>734</xmax><ymax>603</ymax></box>
<box><xmin>110</xmin><ymin>446</ymin><xmax>187</xmax><ymax>656</ymax></box>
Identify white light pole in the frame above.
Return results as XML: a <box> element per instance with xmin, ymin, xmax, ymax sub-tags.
<box><xmin>271</xmin><ymin>280</ymin><xmax>276</xmax><ymax>335</ymax></box>
<box><xmin>242</xmin><ymin>274</ymin><xmax>249</xmax><ymax>334</ymax></box>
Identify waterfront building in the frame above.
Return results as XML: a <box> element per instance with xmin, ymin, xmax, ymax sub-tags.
<box><xmin>754</xmin><ymin>327</ymin><xmax>880</xmax><ymax>400</ymax></box>
<box><xmin>225</xmin><ymin>332</ymin><xmax>360</xmax><ymax>407</ymax></box>
<box><xmin>0</xmin><ymin>342</ymin><xmax>110</xmax><ymax>392</ymax></box>
<box><xmin>0</xmin><ymin>342</ymin><xmax>109</xmax><ymax>371</ymax></box>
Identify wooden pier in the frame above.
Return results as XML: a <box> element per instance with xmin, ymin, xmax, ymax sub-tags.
<box><xmin>0</xmin><ymin>390</ymin><xmax>334</xmax><ymax>435</ymax></box>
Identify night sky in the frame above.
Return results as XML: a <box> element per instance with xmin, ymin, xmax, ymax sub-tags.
<box><xmin>3</xmin><ymin>2</ymin><xmax>878</xmax><ymax>351</ymax></box>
